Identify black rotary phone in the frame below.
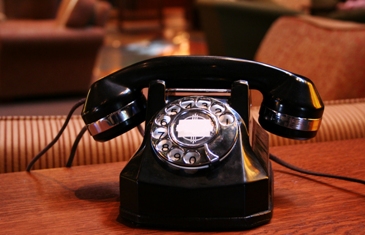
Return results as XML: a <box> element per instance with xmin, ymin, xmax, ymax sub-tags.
<box><xmin>81</xmin><ymin>56</ymin><xmax>324</xmax><ymax>230</ymax></box>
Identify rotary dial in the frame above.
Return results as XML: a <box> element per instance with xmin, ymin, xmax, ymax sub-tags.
<box><xmin>150</xmin><ymin>96</ymin><xmax>239</xmax><ymax>171</ymax></box>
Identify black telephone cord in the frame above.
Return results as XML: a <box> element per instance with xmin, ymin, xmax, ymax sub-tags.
<box><xmin>65</xmin><ymin>126</ymin><xmax>88</xmax><ymax>168</ymax></box>
<box><xmin>26</xmin><ymin>98</ymin><xmax>86</xmax><ymax>172</ymax></box>
<box><xmin>269</xmin><ymin>154</ymin><xmax>365</xmax><ymax>185</ymax></box>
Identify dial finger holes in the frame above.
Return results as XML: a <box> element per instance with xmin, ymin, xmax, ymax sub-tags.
<box><xmin>155</xmin><ymin>114</ymin><xmax>171</xmax><ymax>126</ymax></box>
<box><xmin>156</xmin><ymin>139</ymin><xmax>172</xmax><ymax>152</ymax></box>
<box><xmin>219</xmin><ymin>114</ymin><xmax>235</xmax><ymax>126</ymax></box>
<box><xmin>167</xmin><ymin>148</ymin><xmax>184</xmax><ymax>162</ymax></box>
<box><xmin>210</xmin><ymin>103</ymin><xmax>225</xmax><ymax>115</ymax></box>
<box><xmin>150</xmin><ymin>96</ymin><xmax>238</xmax><ymax>171</ymax></box>
<box><xmin>180</xmin><ymin>98</ymin><xmax>195</xmax><ymax>109</ymax></box>
<box><xmin>152</xmin><ymin>127</ymin><xmax>168</xmax><ymax>140</ymax></box>
<box><xmin>196</xmin><ymin>98</ymin><xmax>211</xmax><ymax>109</ymax></box>
<box><xmin>166</xmin><ymin>105</ymin><xmax>181</xmax><ymax>116</ymax></box>
<box><xmin>183</xmin><ymin>151</ymin><xmax>201</xmax><ymax>165</ymax></box>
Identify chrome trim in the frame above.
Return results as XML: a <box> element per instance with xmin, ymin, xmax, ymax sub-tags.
<box><xmin>204</xmin><ymin>143</ymin><xmax>220</xmax><ymax>163</ymax></box>
<box><xmin>87</xmin><ymin>100</ymin><xmax>143</xmax><ymax>136</ymax></box>
<box><xmin>166</xmin><ymin>88</ymin><xmax>231</xmax><ymax>94</ymax></box>
<box><xmin>260</xmin><ymin>106</ymin><xmax>321</xmax><ymax>132</ymax></box>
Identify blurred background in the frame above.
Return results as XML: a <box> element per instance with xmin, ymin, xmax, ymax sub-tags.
<box><xmin>1</xmin><ymin>0</ymin><xmax>364</xmax><ymax>115</ymax></box>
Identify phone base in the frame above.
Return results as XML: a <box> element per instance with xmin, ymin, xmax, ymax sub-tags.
<box><xmin>118</xmin><ymin>144</ymin><xmax>273</xmax><ymax>230</ymax></box>
<box><xmin>118</xmin><ymin>208</ymin><xmax>272</xmax><ymax>231</ymax></box>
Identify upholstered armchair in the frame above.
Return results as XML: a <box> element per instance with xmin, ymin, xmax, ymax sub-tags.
<box><xmin>0</xmin><ymin>0</ymin><xmax>111</xmax><ymax>101</ymax></box>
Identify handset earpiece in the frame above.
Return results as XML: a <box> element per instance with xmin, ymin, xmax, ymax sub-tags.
<box><xmin>258</xmin><ymin>75</ymin><xmax>324</xmax><ymax>139</ymax></box>
<box><xmin>81</xmin><ymin>78</ymin><xmax>147</xmax><ymax>141</ymax></box>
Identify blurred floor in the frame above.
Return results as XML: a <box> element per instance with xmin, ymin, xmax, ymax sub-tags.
<box><xmin>0</xmin><ymin>7</ymin><xmax>207</xmax><ymax>116</ymax></box>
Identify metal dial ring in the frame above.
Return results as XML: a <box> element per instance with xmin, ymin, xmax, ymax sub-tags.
<box><xmin>150</xmin><ymin>96</ymin><xmax>239</xmax><ymax>171</ymax></box>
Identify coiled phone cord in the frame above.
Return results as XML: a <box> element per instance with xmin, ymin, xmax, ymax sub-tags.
<box><xmin>26</xmin><ymin>100</ymin><xmax>365</xmax><ymax>186</ymax></box>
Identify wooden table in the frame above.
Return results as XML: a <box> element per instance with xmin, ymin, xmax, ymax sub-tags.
<box><xmin>1</xmin><ymin>138</ymin><xmax>364</xmax><ymax>234</ymax></box>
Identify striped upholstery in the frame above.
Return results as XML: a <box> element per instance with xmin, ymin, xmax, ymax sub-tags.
<box><xmin>251</xmin><ymin>98</ymin><xmax>365</xmax><ymax>147</ymax></box>
<box><xmin>0</xmin><ymin>115</ymin><xmax>142</xmax><ymax>173</ymax></box>
<box><xmin>1</xmin><ymin>98</ymin><xmax>364</xmax><ymax>173</ymax></box>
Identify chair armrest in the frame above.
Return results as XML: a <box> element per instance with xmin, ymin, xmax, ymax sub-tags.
<box><xmin>0</xmin><ymin>115</ymin><xmax>143</xmax><ymax>173</ymax></box>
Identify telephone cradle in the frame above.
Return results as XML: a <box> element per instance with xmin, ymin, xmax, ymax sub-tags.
<box><xmin>81</xmin><ymin>56</ymin><xmax>324</xmax><ymax>230</ymax></box>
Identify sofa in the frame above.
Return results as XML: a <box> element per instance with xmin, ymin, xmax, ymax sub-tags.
<box><xmin>0</xmin><ymin>0</ymin><xmax>111</xmax><ymax>101</ymax></box>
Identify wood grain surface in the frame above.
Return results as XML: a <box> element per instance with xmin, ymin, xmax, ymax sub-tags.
<box><xmin>1</xmin><ymin>138</ymin><xmax>364</xmax><ymax>234</ymax></box>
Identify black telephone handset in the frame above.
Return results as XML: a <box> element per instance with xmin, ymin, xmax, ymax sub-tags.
<box><xmin>82</xmin><ymin>56</ymin><xmax>324</xmax><ymax>230</ymax></box>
